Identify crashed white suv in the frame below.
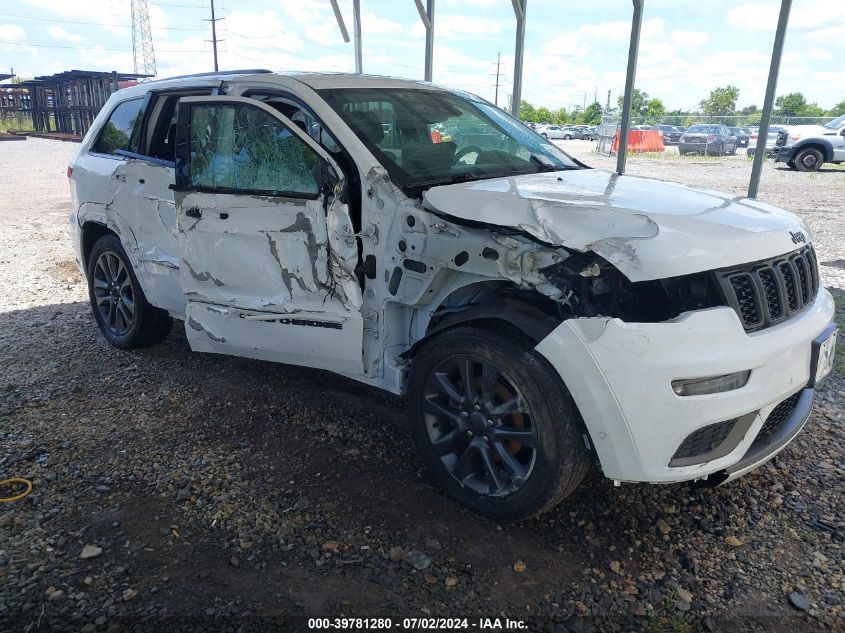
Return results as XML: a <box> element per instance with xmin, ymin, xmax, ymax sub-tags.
<box><xmin>69</xmin><ymin>71</ymin><xmax>837</xmax><ymax>519</ymax></box>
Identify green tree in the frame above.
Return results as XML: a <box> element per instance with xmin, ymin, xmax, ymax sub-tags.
<box><xmin>519</xmin><ymin>100</ymin><xmax>536</xmax><ymax>121</ymax></box>
<box><xmin>645</xmin><ymin>98</ymin><xmax>665</xmax><ymax>118</ymax></box>
<box><xmin>617</xmin><ymin>88</ymin><xmax>649</xmax><ymax>115</ymax></box>
<box><xmin>551</xmin><ymin>107</ymin><xmax>569</xmax><ymax>125</ymax></box>
<box><xmin>699</xmin><ymin>85</ymin><xmax>740</xmax><ymax>116</ymax></box>
<box><xmin>774</xmin><ymin>92</ymin><xmax>809</xmax><ymax>116</ymax></box>
<box><xmin>534</xmin><ymin>106</ymin><xmax>552</xmax><ymax>124</ymax></box>
<box><xmin>582</xmin><ymin>101</ymin><xmax>603</xmax><ymax>125</ymax></box>
<box><xmin>828</xmin><ymin>99</ymin><xmax>845</xmax><ymax>116</ymax></box>
<box><xmin>739</xmin><ymin>104</ymin><xmax>759</xmax><ymax>115</ymax></box>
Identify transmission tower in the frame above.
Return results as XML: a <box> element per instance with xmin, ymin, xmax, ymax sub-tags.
<box><xmin>131</xmin><ymin>0</ymin><xmax>157</xmax><ymax>78</ymax></box>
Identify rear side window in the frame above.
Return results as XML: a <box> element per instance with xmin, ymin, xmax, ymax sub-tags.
<box><xmin>188</xmin><ymin>103</ymin><xmax>320</xmax><ymax>196</ymax></box>
<box><xmin>93</xmin><ymin>98</ymin><xmax>144</xmax><ymax>155</ymax></box>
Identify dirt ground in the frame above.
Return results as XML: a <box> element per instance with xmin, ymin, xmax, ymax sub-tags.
<box><xmin>1</xmin><ymin>138</ymin><xmax>843</xmax><ymax>633</ymax></box>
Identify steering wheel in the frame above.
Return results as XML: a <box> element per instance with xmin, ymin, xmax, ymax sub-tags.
<box><xmin>455</xmin><ymin>145</ymin><xmax>483</xmax><ymax>164</ymax></box>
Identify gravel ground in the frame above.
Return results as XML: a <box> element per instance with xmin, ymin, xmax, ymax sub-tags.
<box><xmin>1</xmin><ymin>138</ymin><xmax>843</xmax><ymax>633</ymax></box>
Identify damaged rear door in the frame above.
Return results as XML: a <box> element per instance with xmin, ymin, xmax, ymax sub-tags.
<box><xmin>173</xmin><ymin>96</ymin><xmax>363</xmax><ymax>375</ymax></box>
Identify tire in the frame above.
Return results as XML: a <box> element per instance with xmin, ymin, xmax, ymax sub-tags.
<box><xmin>793</xmin><ymin>147</ymin><xmax>824</xmax><ymax>172</ymax></box>
<box><xmin>407</xmin><ymin>325</ymin><xmax>591</xmax><ymax>520</ymax></box>
<box><xmin>564</xmin><ymin>134</ymin><xmax>572</xmax><ymax>140</ymax></box>
<box><xmin>541</xmin><ymin>133</ymin><xmax>548</xmax><ymax>139</ymax></box>
<box><xmin>87</xmin><ymin>234</ymin><xmax>172</xmax><ymax>349</ymax></box>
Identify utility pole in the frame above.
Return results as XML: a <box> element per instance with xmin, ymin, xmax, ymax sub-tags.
<box><xmin>491</xmin><ymin>52</ymin><xmax>503</xmax><ymax>107</ymax></box>
<box><xmin>606</xmin><ymin>89</ymin><xmax>611</xmax><ymax>112</ymax></box>
<box><xmin>204</xmin><ymin>0</ymin><xmax>225</xmax><ymax>72</ymax></box>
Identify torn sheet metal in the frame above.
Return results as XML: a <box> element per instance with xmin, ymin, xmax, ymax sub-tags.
<box><xmin>423</xmin><ymin>169</ymin><xmax>808</xmax><ymax>281</ymax></box>
<box><xmin>177</xmin><ymin>191</ymin><xmax>342</xmax><ymax>312</ymax></box>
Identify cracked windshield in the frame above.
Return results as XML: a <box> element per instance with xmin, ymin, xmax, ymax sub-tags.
<box><xmin>320</xmin><ymin>88</ymin><xmax>582</xmax><ymax>190</ymax></box>
<box><xmin>188</xmin><ymin>103</ymin><xmax>320</xmax><ymax>194</ymax></box>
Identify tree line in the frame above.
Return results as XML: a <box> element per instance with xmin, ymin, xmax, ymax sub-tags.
<box><xmin>520</xmin><ymin>87</ymin><xmax>845</xmax><ymax>125</ymax></box>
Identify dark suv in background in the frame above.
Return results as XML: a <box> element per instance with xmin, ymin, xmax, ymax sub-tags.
<box><xmin>655</xmin><ymin>124</ymin><xmax>682</xmax><ymax>145</ymax></box>
<box><xmin>728</xmin><ymin>127</ymin><xmax>751</xmax><ymax>148</ymax></box>
<box><xmin>679</xmin><ymin>124</ymin><xmax>738</xmax><ymax>156</ymax></box>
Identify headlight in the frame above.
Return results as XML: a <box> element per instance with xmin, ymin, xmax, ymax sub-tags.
<box><xmin>671</xmin><ymin>370</ymin><xmax>750</xmax><ymax>397</ymax></box>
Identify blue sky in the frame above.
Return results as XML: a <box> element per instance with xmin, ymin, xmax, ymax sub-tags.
<box><xmin>1</xmin><ymin>0</ymin><xmax>843</xmax><ymax>113</ymax></box>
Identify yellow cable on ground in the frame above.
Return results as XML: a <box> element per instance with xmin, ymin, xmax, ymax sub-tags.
<box><xmin>0</xmin><ymin>478</ymin><xmax>33</xmax><ymax>503</ymax></box>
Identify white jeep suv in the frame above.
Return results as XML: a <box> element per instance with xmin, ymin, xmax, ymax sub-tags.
<box><xmin>68</xmin><ymin>71</ymin><xmax>837</xmax><ymax>519</ymax></box>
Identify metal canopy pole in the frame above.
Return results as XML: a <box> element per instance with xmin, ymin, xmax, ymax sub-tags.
<box><xmin>353</xmin><ymin>0</ymin><xmax>363</xmax><ymax>74</ymax></box>
<box><xmin>748</xmin><ymin>0</ymin><xmax>791</xmax><ymax>198</ymax></box>
<box><xmin>510</xmin><ymin>0</ymin><xmax>526</xmax><ymax>117</ymax></box>
<box><xmin>616</xmin><ymin>0</ymin><xmax>643</xmax><ymax>175</ymax></box>
<box><xmin>413</xmin><ymin>0</ymin><xmax>435</xmax><ymax>81</ymax></box>
<box><xmin>329</xmin><ymin>0</ymin><xmax>350</xmax><ymax>43</ymax></box>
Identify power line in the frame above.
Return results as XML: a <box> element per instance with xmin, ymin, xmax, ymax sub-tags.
<box><xmin>0</xmin><ymin>12</ymin><xmax>207</xmax><ymax>31</ymax></box>
<box><xmin>0</xmin><ymin>39</ymin><xmax>209</xmax><ymax>53</ymax></box>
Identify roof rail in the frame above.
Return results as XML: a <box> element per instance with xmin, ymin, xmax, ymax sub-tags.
<box><xmin>153</xmin><ymin>69</ymin><xmax>273</xmax><ymax>82</ymax></box>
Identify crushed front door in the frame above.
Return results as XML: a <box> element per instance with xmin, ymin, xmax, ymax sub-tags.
<box><xmin>173</xmin><ymin>96</ymin><xmax>363</xmax><ymax>375</ymax></box>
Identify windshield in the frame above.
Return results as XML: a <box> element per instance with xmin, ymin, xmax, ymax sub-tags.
<box><xmin>824</xmin><ymin>113</ymin><xmax>845</xmax><ymax>130</ymax></box>
<box><xmin>318</xmin><ymin>88</ymin><xmax>582</xmax><ymax>193</ymax></box>
<box><xmin>686</xmin><ymin>125</ymin><xmax>720</xmax><ymax>133</ymax></box>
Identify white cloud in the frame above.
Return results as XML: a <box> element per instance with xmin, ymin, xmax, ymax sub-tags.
<box><xmin>46</xmin><ymin>26</ymin><xmax>85</xmax><ymax>44</ymax></box>
<box><xmin>412</xmin><ymin>14</ymin><xmax>508</xmax><ymax>39</ymax></box>
<box><xmin>670</xmin><ymin>29</ymin><xmax>710</xmax><ymax>46</ymax></box>
<box><xmin>361</xmin><ymin>12</ymin><xmax>403</xmax><ymax>35</ymax></box>
<box><xmin>727</xmin><ymin>1</ymin><xmax>845</xmax><ymax>31</ymax></box>
<box><xmin>809</xmin><ymin>48</ymin><xmax>832</xmax><ymax>61</ymax></box>
<box><xmin>0</xmin><ymin>24</ymin><xmax>27</xmax><ymax>42</ymax></box>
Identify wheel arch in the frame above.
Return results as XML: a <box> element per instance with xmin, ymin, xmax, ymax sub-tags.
<box><xmin>404</xmin><ymin>281</ymin><xmax>562</xmax><ymax>360</ymax></box>
<box><xmin>793</xmin><ymin>139</ymin><xmax>834</xmax><ymax>162</ymax></box>
<box><xmin>81</xmin><ymin>221</ymin><xmax>118</xmax><ymax>274</ymax></box>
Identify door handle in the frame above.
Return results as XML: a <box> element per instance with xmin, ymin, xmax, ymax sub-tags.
<box><xmin>185</xmin><ymin>206</ymin><xmax>202</xmax><ymax>219</ymax></box>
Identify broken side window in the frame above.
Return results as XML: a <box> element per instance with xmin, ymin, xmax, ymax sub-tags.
<box><xmin>188</xmin><ymin>103</ymin><xmax>320</xmax><ymax>195</ymax></box>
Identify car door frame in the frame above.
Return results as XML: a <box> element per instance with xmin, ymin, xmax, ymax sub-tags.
<box><xmin>171</xmin><ymin>94</ymin><xmax>365</xmax><ymax>375</ymax></box>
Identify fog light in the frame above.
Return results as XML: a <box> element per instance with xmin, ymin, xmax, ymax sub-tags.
<box><xmin>671</xmin><ymin>371</ymin><xmax>750</xmax><ymax>397</ymax></box>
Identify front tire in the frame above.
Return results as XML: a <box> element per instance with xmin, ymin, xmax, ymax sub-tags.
<box><xmin>564</xmin><ymin>134</ymin><xmax>572</xmax><ymax>140</ymax></box>
<box><xmin>407</xmin><ymin>326</ymin><xmax>591</xmax><ymax>520</ymax></box>
<box><xmin>793</xmin><ymin>147</ymin><xmax>823</xmax><ymax>172</ymax></box>
<box><xmin>87</xmin><ymin>234</ymin><xmax>172</xmax><ymax>349</ymax></box>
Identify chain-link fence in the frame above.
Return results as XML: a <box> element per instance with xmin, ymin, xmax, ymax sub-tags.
<box><xmin>595</xmin><ymin>112</ymin><xmax>836</xmax><ymax>157</ymax></box>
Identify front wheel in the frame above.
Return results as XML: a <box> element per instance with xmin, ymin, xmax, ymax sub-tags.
<box><xmin>407</xmin><ymin>326</ymin><xmax>591</xmax><ymax>520</ymax></box>
<box><xmin>793</xmin><ymin>147</ymin><xmax>823</xmax><ymax>172</ymax></box>
<box><xmin>563</xmin><ymin>134</ymin><xmax>572</xmax><ymax>140</ymax></box>
<box><xmin>87</xmin><ymin>234</ymin><xmax>172</xmax><ymax>349</ymax></box>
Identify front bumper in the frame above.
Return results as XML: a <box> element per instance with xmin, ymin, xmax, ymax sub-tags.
<box><xmin>535</xmin><ymin>288</ymin><xmax>835</xmax><ymax>483</ymax></box>
<box><xmin>773</xmin><ymin>146</ymin><xmax>795</xmax><ymax>163</ymax></box>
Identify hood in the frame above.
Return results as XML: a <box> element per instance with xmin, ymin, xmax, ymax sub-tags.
<box><xmin>422</xmin><ymin>169</ymin><xmax>809</xmax><ymax>282</ymax></box>
<box><xmin>784</xmin><ymin>124</ymin><xmax>842</xmax><ymax>142</ymax></box>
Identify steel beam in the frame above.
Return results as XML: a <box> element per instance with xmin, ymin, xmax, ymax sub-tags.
<box><xmin>353</xmin><ymin>0</ymin><xmax>363</xmax><ymax>74</ymax></box>
<box><xmin>510</xmin><ymin>0</ymin><xmax>526</xmax><ymax>118</ymax></box>
<box><xmin>748</xmin><ymin>0</ymin><xmax>791</xmax><ymax>198</ymax></box>
<box><xmin>616</xmin><ymin>0</ymin><xmax>643</xmax><ymax>175</ymax></box>
<box><xmin>413</xmin><ymin>0</ymin><xmax>435</xmax><ymax>81</ymax></box>
<box><xmin>329</xmin><ymin>0</ymin><xmax>350</xmax><ymax>43</ymax></box>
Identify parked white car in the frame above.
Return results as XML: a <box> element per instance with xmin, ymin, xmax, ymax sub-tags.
<box><xmin>69</xmin><ymin>71</ymin><xmax>837</xmax><ymax>519</ymax></box>
<box><xmin>536</xmin><ymin>124</ymin><xmax>569</xmax><ymax>139</ymax></box>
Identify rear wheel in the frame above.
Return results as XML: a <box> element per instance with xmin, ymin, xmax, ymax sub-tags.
<box><xmin>564</xmin><ymin>134</ymin><xmax>572</xmax><ymax>140</ymax></box>
<box><xmin>87</xmin><ymin>234</ymin><xmax>172</xmax><ymax>349</ymax></box>
<box><xmin>541</xmin><ymin>133</ymin><xmax>548</xmax><ymax>139</ymax></box>
<box><xmin>407</xmin><ymin>326</ymin><xmax>591</xmax><ymax>520</ymax></box>
<box><xmin>793</xmin><ymin>147</ymin><xmax>823</xmax><ymax>172</ymax></box>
